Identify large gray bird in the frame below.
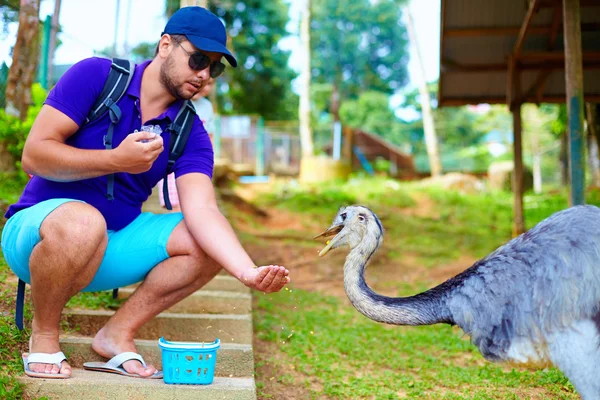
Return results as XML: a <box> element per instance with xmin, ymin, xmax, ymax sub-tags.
<box><xmin>315</xmin><ymin>205</ymin><xmax>600</xmax><ymax>399</ymax></box>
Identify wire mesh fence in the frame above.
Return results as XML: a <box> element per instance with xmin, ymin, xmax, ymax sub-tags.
<box><xmin>216</xmin><ymin>116</ymin><xmax>305</xmax><ymax>175</ymax></box>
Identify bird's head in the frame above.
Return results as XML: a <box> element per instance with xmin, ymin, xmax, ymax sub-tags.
<box><xmin>314</xmin><ymin>205</ymin><xmax>384</xmax><ymax>257</ymax></box>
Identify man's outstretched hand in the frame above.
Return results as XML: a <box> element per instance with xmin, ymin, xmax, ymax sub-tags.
<box><xmin>240</xmin><ymin>265</ymin><xmax>290</xmax><ymax>293</ymax></box>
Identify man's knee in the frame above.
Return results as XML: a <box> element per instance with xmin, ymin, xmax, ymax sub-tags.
<box><xmin>40</xmin><ymin>202</ymin><xmax>107</xmax><ymax>247</ymax></box>
<box><xmin>167</xmin><ymin>221</ymin><xmax>220</xmax><ymax>272</ymax></box>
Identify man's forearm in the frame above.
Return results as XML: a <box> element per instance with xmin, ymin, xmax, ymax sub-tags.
<box><xmin>185</xmin><ymin>206</ymin><xmax>256</xmax><ymax>280</ymax></box>
<box><xmin>22</xmin><ymin>140</ymin><xmax>118</xmax><ymax>181</ymax></box>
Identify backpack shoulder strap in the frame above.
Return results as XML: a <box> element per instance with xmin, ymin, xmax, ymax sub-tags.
<box><xmin>162</xmin><ymin>100</ymin><xmax>196</xmax><ymax>210</ymax></box>
<box><xmin>86</xmin><ymin>58</ymin><xmax>134</xmax><ymax>201</ymax></box>
<box><xmin>86</xmin><ymin>58</ymin><xmax>134</xmax><ymax>124</ymax></box>
<box><xmin>167</xmin><ymin>100</ymin><xmax>196</xmax><ymax>170</ymax></box>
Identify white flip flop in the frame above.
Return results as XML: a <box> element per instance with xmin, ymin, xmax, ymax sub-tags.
<box><xmin>22</xmin><ymin>352</ymin><xmax>71</xmax><ymax>379</ymax></box>
<box><xmin>83</xmin><ymin>352</ymin><xmax>163</xmax><ymax>379</ymax></box>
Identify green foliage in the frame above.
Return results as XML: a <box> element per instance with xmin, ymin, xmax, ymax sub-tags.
<box><xmin>264</xmin><ymin>183</ymin><xmax>357</xmax><ymax>216</ymax></box>
<box><xmin>311</xmin><ymin>0</ymin><xmax>409</xmax><ymax>101</ymax></box>
<box><xmin>396</xmin><ymin>83</ymin><xmax>565</xmax><ymax>176</ymax></box>
<box><xmin>339</xmin><ymin>91</ymin><xmax>403</xmax><ymax>140</ymax></box>
<box><xmin>0</xmin><ymin>172</ymin><xmax>26</xmax><ymax>206</ymax></box>
<box><xmin>154</xmin><ymin>1</ymin><xmax>300</xmax><ymax>120</ymax></box>
<box><xmin>0</xmin><ymin>83</ymin><xmax>46</xmax><ymax>180</ymax></box>
<box><xmin>207</xmin><ymin>0</ymin><xmax>298</xmax><ymax>121</ymax></box>
<box><xmin>0</xmin><ymin>61</ymin><xmax>8</xmax><ymax>109</ymax></box>
<box><xmin>0</xmin><ymin>0</ymin><xmax>19</xmax><ymax>37</ymax></box>
<box><xmin>373</xmin><ymin>157</ymin><xmax>392</xmax><ymax>173</ymax></box>
<box><xmin>0</xmin><ymin>256</ymin><xmax>30</xmax><ymax>399</ymax></box>
<box><xmin>414</xmin><ymin>143</ymin><xmax>499</xmax><ymax>174</ymax></box>
<box><xmin>260</xmin><ymin>176</ymin><xmax>415</xmax><ymax>216</ymax></box>
<box><xmin>130</xmin><ymin>42</ymin><xmax>155</xmax><ymax>62</ymax></box>
<box><xmin>164</xmin><ymin>0</ymin><xmax>179</xmax><ymax>18</ymax></box>
<box><xmin>543</xmin><ymin>103</ymin><xmax>567</xmax><ymax>138</ymax></box>
<box><xmin>398</xmin><ymin>83</ymin><xmax>495</xmax><ymax>152</ymax></box>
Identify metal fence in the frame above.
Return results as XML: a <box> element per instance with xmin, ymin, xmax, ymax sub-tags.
<box><xmin>215</xmin><ymin>115</ymin><xmax>302</xmax><ymax>175</ymax></box>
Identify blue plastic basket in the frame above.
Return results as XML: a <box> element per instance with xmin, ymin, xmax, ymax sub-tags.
<box><xmin>158</xmin><ymin>337</ymin><xmax>220</xmax><ymax>385</ymax></box>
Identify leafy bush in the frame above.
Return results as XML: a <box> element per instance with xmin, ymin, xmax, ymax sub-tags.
<box><xmin>264</xmin><ymin>183</ymin><xmax>358</xmax><ymax>215</ymax></box>
<box><xmin>0</xmin><ymin>83</ymin><xmax>47</xmax><ymax>173</ymax></box>
<box><xmin>260</xmin><ymin>176</ymin><xmax>415</xmax><ymax>216</ymax></box>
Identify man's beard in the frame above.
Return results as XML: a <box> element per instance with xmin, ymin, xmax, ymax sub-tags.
<box><xmin>159</xmin><ymin>55</ymin><xmax>195</xmax><ymax>100</ymax></box>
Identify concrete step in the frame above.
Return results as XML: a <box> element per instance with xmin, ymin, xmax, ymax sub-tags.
<box><xmin>21</xmin><ymin>368</ymin><xmax>256</xmax><ymax>400</ymax></box>
<box><xmin>204</xmin><ymin>275</ymin><xmax>250</xmax><ymax>293</ymax></box>
<box><xmin>62</xmin><ymin>310</ymin><xmax>253</xmax><ymax>344</ymax></box>
<box><xmin>60</xmin><ymin>336</ymin><xmax>254</xmax><ymax>378</ymax></box>
<box><xmin>117</xmin><ymin>288</ymin><xmax>251</xmax><ymax>315</ymax></box>
<box><xmin>127</xmin><ymin>275</ymin><xmax>250</xmax><ymax>294</ymax></box>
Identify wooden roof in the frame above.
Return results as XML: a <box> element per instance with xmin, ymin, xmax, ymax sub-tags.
<box><xmin>438</xmin><ymin>0</ymin><xmax>600</xmax><ymax>107</ymax></box>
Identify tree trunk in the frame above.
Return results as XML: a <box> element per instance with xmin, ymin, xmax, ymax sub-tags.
<box><xmin>529</xmin><ymin>107</ymin><xmax>542</xmax><ymax>193</ymax></box>
<box><xmin>299</xmin><ymin>0</ymin><xmax>314</xmax><ymax>157</ymax></box>
<box><xmin>563</xmin><ymin>0</ymin><xmax>585</xmax><ymax>206</ymax></box>
<box><xmin>46</xmin><ymin>0</ymin><xmax>61</xmax><ymax>87</ymax></box>
<box><xmin>5</xmin><ymin>0</ymin><xmax>41</xmax><ymax>120</ymax></box>
<box><xmin>330</xmin><ymin>83</ymin><xmax>340</xmax><ymax>123</ymax></box>
<box><xmin>560</xmin><ymin>132</ymin><xmax>569</xmax><ymax>186</ymax></box>
<box><xmin>586</xmin><ymin>102</ymin><xmax>600</xmax><ymax>187</ymax></box>
<box><xmin>180</xmin><ymin>0</ymin><xmax>206</xmax><ymax>7</ymax></box>
<box><xmin>405</xmin><ymin>4</ymin><xmax>442</xmax><ymax>177</ymax></box>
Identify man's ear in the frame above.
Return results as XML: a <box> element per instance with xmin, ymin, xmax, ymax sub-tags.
<box><xmin>157</xmin><ymin>35</ymin><xmax>173</xmax><ymax>59</ymax></box>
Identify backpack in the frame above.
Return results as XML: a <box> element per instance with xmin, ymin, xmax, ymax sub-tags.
<box><xmin>14</xmin><ymin>58</ymin><xmax>197</xmax><ymax>330</ymax></box>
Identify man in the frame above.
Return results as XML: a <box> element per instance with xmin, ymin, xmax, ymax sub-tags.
<box><xmin>1</xmin><ymin>6</ymin><xmax>290</xmax><ymax>379</ymax></box>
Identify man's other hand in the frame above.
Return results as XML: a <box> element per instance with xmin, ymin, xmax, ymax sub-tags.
<box><xmin>113</xmin><ymin>131</ymin><xmax>164</xmax><ymax>174</ymax></box>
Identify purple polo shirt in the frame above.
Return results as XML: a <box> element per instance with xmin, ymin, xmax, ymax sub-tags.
<box><xmin>5</xmin><ymin>57</ymin><xmax>214</xmax><ymax>231</ymax></box>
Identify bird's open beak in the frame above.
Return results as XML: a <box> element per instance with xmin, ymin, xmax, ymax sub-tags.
<box><xmin>313</xmin><ymin>224</ymin><xmax>343</xmax><ymax>257</ymax></box>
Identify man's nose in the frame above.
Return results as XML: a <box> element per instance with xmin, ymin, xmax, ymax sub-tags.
<box><xmin>195</xmin><ymin>66</ymin><xmax>210</xmax><ymax>80</ymax></box>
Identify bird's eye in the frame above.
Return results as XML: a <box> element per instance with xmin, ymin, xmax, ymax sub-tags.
<box><xmin>358</xmin><ymin>215</ymin><xmax>365</xmax><ymax>222</ymax></box>
<box><xmin>340</xmin><ymin>213</ymin><xmax>347</xmax><ymax>221</ymax></box>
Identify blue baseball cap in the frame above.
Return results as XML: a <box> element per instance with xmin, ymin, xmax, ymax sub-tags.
<box><xmin>162</xmin><ymin>7</ymin><xmax>237</xmax><ymax>67</ymax></box>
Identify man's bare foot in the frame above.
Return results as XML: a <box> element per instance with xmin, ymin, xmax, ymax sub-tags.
<box><xmin>92</xmin><ymin>326</ymin><xmax>158</xmax><ymax>377</ymax></box>
<box><xmin>28</xmin><ymin>332</ymin><xmax>72</xmax><ymax>376</ymax></box>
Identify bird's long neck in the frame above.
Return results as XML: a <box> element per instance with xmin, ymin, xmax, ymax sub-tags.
<box><xmin>344</xmin><ymin>241</ymin><xmax>455</xmax><ymax>326</ymax></box>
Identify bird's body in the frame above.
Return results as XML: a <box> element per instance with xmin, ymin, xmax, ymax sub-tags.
<box><xmin>316</xmin><ymin>205</ymin><xmax>600</xmax><ymax>400</ymax></box>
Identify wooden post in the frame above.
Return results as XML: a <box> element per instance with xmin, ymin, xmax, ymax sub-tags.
<box><xmin>256</xmin><ymin>117</ymin><xmax>265</xmax><ymax>176</ymax></box>
<box><xmin>406</xmin><ymin>5</ymin><xmax>442</xmax><ymax>177</ymax></box>
<box><xmin>512</xmin><ymin>102</ymin><xmax>525</xmax><ymax>235</ymax></box>
<box><xmin>563</xmin><ymin>0</ymin><xmax>585</xmax><ymax>206</ymax></box>
<box><xmin>509</xmin><ymin>57</ymin><xmax>525</xmax><ymax>236</ymax></box>
<box><xmin>299</xmin><ymin>0</ymin><xmax>314</xmax><ymax>158</ymax></box>
<box><xmin>342</xmin><ymin>126</ymin><xmax>353</xmax><ymax>163</ymax></box>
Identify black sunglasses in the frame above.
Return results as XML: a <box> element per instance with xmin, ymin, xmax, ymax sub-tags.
<box><xmin>176</xmin><ymin>41</ymin><xmax>226</xmax><ymax>78</ymax></box>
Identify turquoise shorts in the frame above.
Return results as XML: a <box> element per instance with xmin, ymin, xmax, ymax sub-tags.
<box><xmin>1</xmin><ymin>198</ymin><xmax>184</xmax><ymax>292</ymax></box>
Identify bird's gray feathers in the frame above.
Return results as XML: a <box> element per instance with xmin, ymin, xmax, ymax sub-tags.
<box><xmin>445</xmin><ymin>205</ymin><xmax>600</xmax><ymax>361</ymax></box>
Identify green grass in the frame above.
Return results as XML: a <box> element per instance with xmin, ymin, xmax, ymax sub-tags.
<box><xmin>251</xmin><ymin>179</ymin><xmax>600</xmax><ymax>398</ymax></box>
<box><xmin>0</xmin><ymin>256</ymin><xmax>32</xmax><ymax>400</ymax></box>
<box><xmin>259</xmin><ymin>176</ymin><xmax>416</xmax><ymax>216</ymax></box>
<box><xmin>254</xmin><ymin>288</ymin><xmax>576</xmax><ymax>399</ymax></box>
<box><xmin>66</xmin><ymin>291</ymin><xmax>124</xmax><ymax>310</ymax></box>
